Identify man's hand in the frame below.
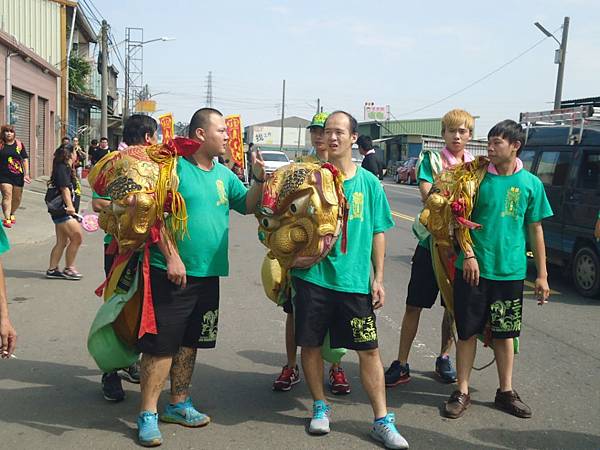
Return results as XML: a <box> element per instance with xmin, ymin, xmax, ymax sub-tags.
<box><xmin>251</xmin><ymin>150</ymin><xmax>265</xmax><ymax>181</ymax></box>
<box><xmin>535</xmin><ymin>276</ymin><xmax>550</xmax><ymax>305</ymax></box>
<box><xmin>371</xmin><ymin>279</ymin><xmax>385</xmax><ymax>310</ymax></box>
<box><xmin>166</xmin><ymin>254</ymin><xmax>187</xmax><ymax>289</ymax></box>
<box><xmin>463</xmin><ymin>257</ymin><xmax>480</xmax><ymax>287</ymax></box>
<box><xmin>0</xmin><ymin>317</ymin><xmax>16</xmax><ymax>359</ymax></box>
<box><xmin>24</xmin><ymin>175</ymin><xmax>31</xmax><ymax>184</ymax></box>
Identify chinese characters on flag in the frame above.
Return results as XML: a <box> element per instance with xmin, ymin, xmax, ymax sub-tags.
<box><xmin>159</xmin><ymin>113</ymin><xmax>175</xmax><ymax>143</ymax></box>
<box><xmin>225</xmin><ymin>114</ymin><xmax>245</xmax><ymax>169</ymax></box>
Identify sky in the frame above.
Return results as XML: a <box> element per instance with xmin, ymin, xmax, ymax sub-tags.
<box><xmin>87</xmin><ymin>0</ymin><xmax>600</xmax><ymax>138</ymax></box>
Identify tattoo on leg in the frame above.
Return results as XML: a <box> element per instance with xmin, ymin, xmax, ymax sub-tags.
<box><xmin>170</xmin><ymin>347</ymin><xmax>198</xmax><ymax>397</ymax></box>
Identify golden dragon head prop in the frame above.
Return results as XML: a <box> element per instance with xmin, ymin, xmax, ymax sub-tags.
<box><xmin>87</xmin><ymin>137</ymin><xmax>201</xmax><ymax>253</ymax></box>
<box><xmin>256</xmin><ymin>161</ymin><xmax>347</xmax><ymax>271</ymax></box>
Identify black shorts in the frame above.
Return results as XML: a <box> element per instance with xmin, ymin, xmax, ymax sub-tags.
<box><xmin>137</xmin><ymin>267</ymin><xmax>220</xmax><ymax>356</ymax></box>
<box><xmin>406</xmin><ymin>244</ymin><xmax>443</xmax><ymax>309</ymax></box>
<box><xmin>282</xmin><ymin>299</ymin><xmax>293</xmax><ymax>314</ymax></box>
<box><xmin>0</xmin><ymin>174</ymin><xmax>24</xmax><ymax>187</ymax></box>
<box><xmin>104</xmin><ymin>244</ymin><xmax>114</xmax><ymax>278</ymax></box>
<box><xmin>454</xmin><ymin>271</ymin><xmax>524</xmax><ymax>340</ymax></box>
<box><xmin>293</xmin><ymin>277</ymin><xmax>378</xmax><ymax>351</ymax></box>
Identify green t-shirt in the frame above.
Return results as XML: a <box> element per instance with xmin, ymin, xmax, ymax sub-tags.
<box><xmin>455</xmin><ymin>170</ymin><xmax>553</xmax><ymax>280</ymax></box>
<box><xmin>416</xmin><ymin>154</ymin><xmax>434</xmax><ymax>183</ymax></box>
<box><xmin>0</xmin><ymin>226</ymin><xmax>10</xmax><ymax>255</ymax></box>
<box><xmin>92</xmin><ymin>191</ymin><xmax>113</xmax><ymax>245</ymax></box>
<box><xmin>416</xmin><ymin>154</ymin><xmax>434</xmax><ymax>249</ymax></box>
<box><xmin>150</xmin><ymin>157</ymin><xmax>248</xmax><ymax>277</ymax></box>
<box><xmin>291</xmin><ymin>167</ymin><xmax>394</xmax><ymax>294</ymax></box>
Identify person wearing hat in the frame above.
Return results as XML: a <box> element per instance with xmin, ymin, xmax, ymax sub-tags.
<box><xmin>272</xmin><ymin>111</ymin><xmax>352</xmax><ymax>396</ymax></box>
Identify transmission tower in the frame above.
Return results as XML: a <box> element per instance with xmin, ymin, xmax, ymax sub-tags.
<box><xmin>205</xmin><ymin>71</ymin><xmax>213</xmax><ymax>107</ymax></box>
<box><xmin>124</xmin><ymin>27</ymin><xmax>144</xmax><ymax>118</ymax></box>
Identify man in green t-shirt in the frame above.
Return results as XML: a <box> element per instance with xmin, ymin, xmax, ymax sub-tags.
<box><xmin>273</xmin><ymin>111</ymin><xmax>351</xmax><ymax>397</ymax></box>
<box><xmin>0</xmin><ymin>227</ymin><xmax>15</xmax><ymax>359</ymax></box>
<box><xmin>135</xmin><ymin>108</ymin><xmax>265</xmax><ymax>447</ymax></box>
<box><xmin>290</xmin><ymin>111</ymin><xmax>408</xmax><ymax>449</ymax></box>
<box><xmin>91</xmin><ymin>115</ymin><xmax>159</xmax><ymax>403</ymax></box>
<box><xmin>444</xmin><ymin>120</ymin><xmax>552</xmax><ymax>420</ymax></box>
<box><xmin>386</xmin><ymin>109</ymin><xmax>476</xmax><ymax>387</ymax></box>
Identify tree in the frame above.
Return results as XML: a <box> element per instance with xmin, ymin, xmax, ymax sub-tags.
<box><xmin>69</xmin><ymin>55</ymin><xmax>92</xmax><ymax>94</ymax></box>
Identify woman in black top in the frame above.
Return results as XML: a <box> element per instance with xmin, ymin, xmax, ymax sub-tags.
<box><xmin>46</xmin><ymin>145</ymin><xmax>84</xmax><ymax>280</ymax></box>
<box><xmin>0</xmin><ymin>124</ymin><xmax>31</xmax><ymax>228</ymax></box>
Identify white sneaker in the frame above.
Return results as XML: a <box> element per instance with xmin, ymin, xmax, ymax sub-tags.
<box><xmin>308</xmin><ymin>401</ymin><xmax>330</xmax><ymax>435</ymax></box>
<box><xmin>371</xmin><ymin>413</ymin><xmax>409</xmax><ymax>449</ymax></box>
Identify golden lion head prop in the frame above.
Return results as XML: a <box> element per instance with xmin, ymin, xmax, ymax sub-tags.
<box><xmin>87</xmin><ymin>137</ymin><xmax>201</xmax><ymax>253</ymax></box>
<box><xmin>256</xmin><ymin>161</ymin><xmax>347</xmax><ymax>270</ymax></box>
<box><xmin>420</xmin><ymin>156</ymin><xmax>490</xmax><ymax>252</ymax></box>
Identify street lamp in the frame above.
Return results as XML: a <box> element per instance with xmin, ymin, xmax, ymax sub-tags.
<box><xmin>123</xmin><ymin>29</ymin><xmax>175</xmax><ymax>120</ymax></box>
<box><xmin>534</xmin><ymin>17</ymin><xmax>570</xmax><ymax>110</ymax></box>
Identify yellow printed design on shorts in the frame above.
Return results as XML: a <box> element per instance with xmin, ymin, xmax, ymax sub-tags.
<box><xmin>198</xmin><ymin>309</ymin><xmax>219</xmax><ymax>342</ymax></box>
<box><xmin>350</xmin><ymin>316</ymin><xmax>377</xmax><ymax>343</ymax></box>
<box><xmin>349</xmin><ymin>192</ymin><xmax>364</xmax><ymax>222</ymax></box>
<box><xmin>216</xmin><ymin>180</ymin><xmax>228</xmax><ymax>206</ymax></box>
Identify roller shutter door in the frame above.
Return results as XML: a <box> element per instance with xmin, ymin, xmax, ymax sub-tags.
<box><xmin>36</xmin><ymin>98</ymin><xmax>47</xmax><ymax>176</ymax></box>
<box><xmin>11</xmin><ymin>88</ymin><xmax>31</xmax><ymax>154</ymax></box>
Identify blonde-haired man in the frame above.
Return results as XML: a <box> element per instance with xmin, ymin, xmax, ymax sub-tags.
<box><xmin>385</xmin><ymin>109</ymin><xmax>475</xmax><ymax>387</ymax></box>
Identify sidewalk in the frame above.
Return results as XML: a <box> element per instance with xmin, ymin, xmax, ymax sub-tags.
<box><xmin>3</xmin><ymin>176</ymin><xmax>93</xmax><ymax>246</ymax></box>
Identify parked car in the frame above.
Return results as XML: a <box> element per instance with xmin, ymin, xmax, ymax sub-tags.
<box><xmin>521</xmin><ymin>124</ymin><xmax>600</xmax><ymax>297</ymax></box>
<box><xmin>395</xmin><ymin>157</ymin><xmax>418</xmax><ymax>184</ymax></box>
<box><xmin>261</xmin><ymin>151</ymin><xmax>290</xmax><ymax>176</ymax></box>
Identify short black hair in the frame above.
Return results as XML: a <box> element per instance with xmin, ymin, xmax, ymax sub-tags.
<box><xmin>356</xmin><ymin>135</ymin><xmax>373</xmax><ymax>150</ymax></box>
<box><xmin>326</xmin><ymin>110</ymin><xmax>358</xmax><ymax>134</ymax></box>
<box><xmin>100</xmin><ymin>137</ymin><xmax>108</xmax><ymax>142</ymax></box>
<box><xmin>488</xmin><ymin>120</ymin><xmax>526</xmax><ymax>156</ymax></box>
<box><xmin>188</xmin><ymin>108</ymin><xmax>223</xmax><ymax>138</ymax></box>
<box><xmin>62</xmin><ymin>136</ymin><xmax>70</xmax><ymax>142</ymax></box>
<box><xmin>123</xmin><ymin>114</ymin><xmax>158</xmax><ymax>145</ymax></box>
<box><xmin>91</xmin><ymin>139</ymin><xmax>98</xmax><ymax>145</ymax></box>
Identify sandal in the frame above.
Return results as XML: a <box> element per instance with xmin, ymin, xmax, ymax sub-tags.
<box><xmin>2</xmin><ymin>219</ymin><xmax>11</xmax><ymax>228</ymax></box>
<box><xmin>9</xmin><ymin>215</ymin><xmax>15</xmax><ymax>224</ymax></box>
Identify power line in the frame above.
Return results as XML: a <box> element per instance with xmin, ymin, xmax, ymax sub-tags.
<box><xmin>395</xmin><ymin>29</ymin><xmax>561</xmax><ymax>117</ymax></box>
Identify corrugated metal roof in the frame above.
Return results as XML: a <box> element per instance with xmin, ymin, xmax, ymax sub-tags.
<box><xmin>0</xmin><ymin>0</ymin><xmax>62</xmax><ymax>67</ymax></box>
<box><xmin>358</xmin><ymin>118</ymin><xmax>442</xmax><ymax>138</ymax></box>
<box><xmin>382</xmin><ymin>119</ymin><xmax>441</xmax><ymax>137</ymax></box>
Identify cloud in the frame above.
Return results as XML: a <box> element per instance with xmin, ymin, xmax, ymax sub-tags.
<box><xmin>267</xmin><ymin>4</ymin><xmax>290</xmax><ymax>15</ymax></box>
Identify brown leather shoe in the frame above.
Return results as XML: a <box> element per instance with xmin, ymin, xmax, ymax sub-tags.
<box><xmin>494</xmin><ymin>389</ymin><xmax>532</xmax><ymax>418</ymax></box>
<box><xmin>444</xmin><ymin>390</ymin><xmax>471</xmax><ymax>419</ymax></box>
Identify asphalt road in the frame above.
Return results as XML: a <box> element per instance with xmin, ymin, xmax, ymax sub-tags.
<box><xmin>0</xmin><ymin>180</ymin><xmax>598</xmax><ymax>449</ymax></box>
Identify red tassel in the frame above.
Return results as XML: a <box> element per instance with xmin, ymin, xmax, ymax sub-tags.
<box><xmin>137</xmin><ymin>223</ymin><xmax>162</xmax><ymax>338</ymax></box>
<box><xmin>456</xmin><ymin>216</ymin><xmax>482</xmax><ymax>230</ymax></box>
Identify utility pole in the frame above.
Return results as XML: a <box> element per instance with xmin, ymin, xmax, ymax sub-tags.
<box><xmin>316</xmin><ymin>98</ymin><xmax>320</xmax><ymax>114</ymax></box>
<box><xmin>279</xmin><ymin>79</ymin><xmax>285</xmax><ymax>152</ymax></box>
<box><xmin>534</xmin><ymin>17</ymin><xmax>570</xmax><ymax>110</ymax></box>
<box><xmin>100</xmin><ymin>20</ymin><xmax>109</xmax><ymax>137</ymax></box>
<box><xmin>205</xmin><ymin>71</ymin><xmax>213</xmax><ymax>107</ymax></box>
<box><xmin>554</xmin><ymin>16</ymin><xmax>570</xmax><ymax>110</ymax></box>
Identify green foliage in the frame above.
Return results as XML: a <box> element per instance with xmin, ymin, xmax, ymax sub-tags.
<box><xmin>69</xmin><ymin>55</ymin><xmax>92</xmax><ymax>94</ymax></box>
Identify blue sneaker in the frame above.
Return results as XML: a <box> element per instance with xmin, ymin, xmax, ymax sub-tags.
<box><xmin>159</xmin><ymin>397</ymin><xmax>210</xmax><ymax>428</ymax></box>
<box><xmin>137</xmin><ymin>411</ymin><xmax>162</xmax><ymax>447</ymax></box>
<box><xmin>385</xmin><ymin>361</ymin><xmax>411</xmax><ymax>387</ymax></box>
<box><xmin>435</xmin><ymin>355</ymin><xmax>457</xmax><ymax>383</ymax></box>
<box><xmin>371</xmin><ymin>413</ymin><xmax>409</xmax><ymax>449</ymax></box>
<box><xmin>309</xmin><ymin>400</ymin><xmax>331</xmax><ymax>435</ymax></box>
